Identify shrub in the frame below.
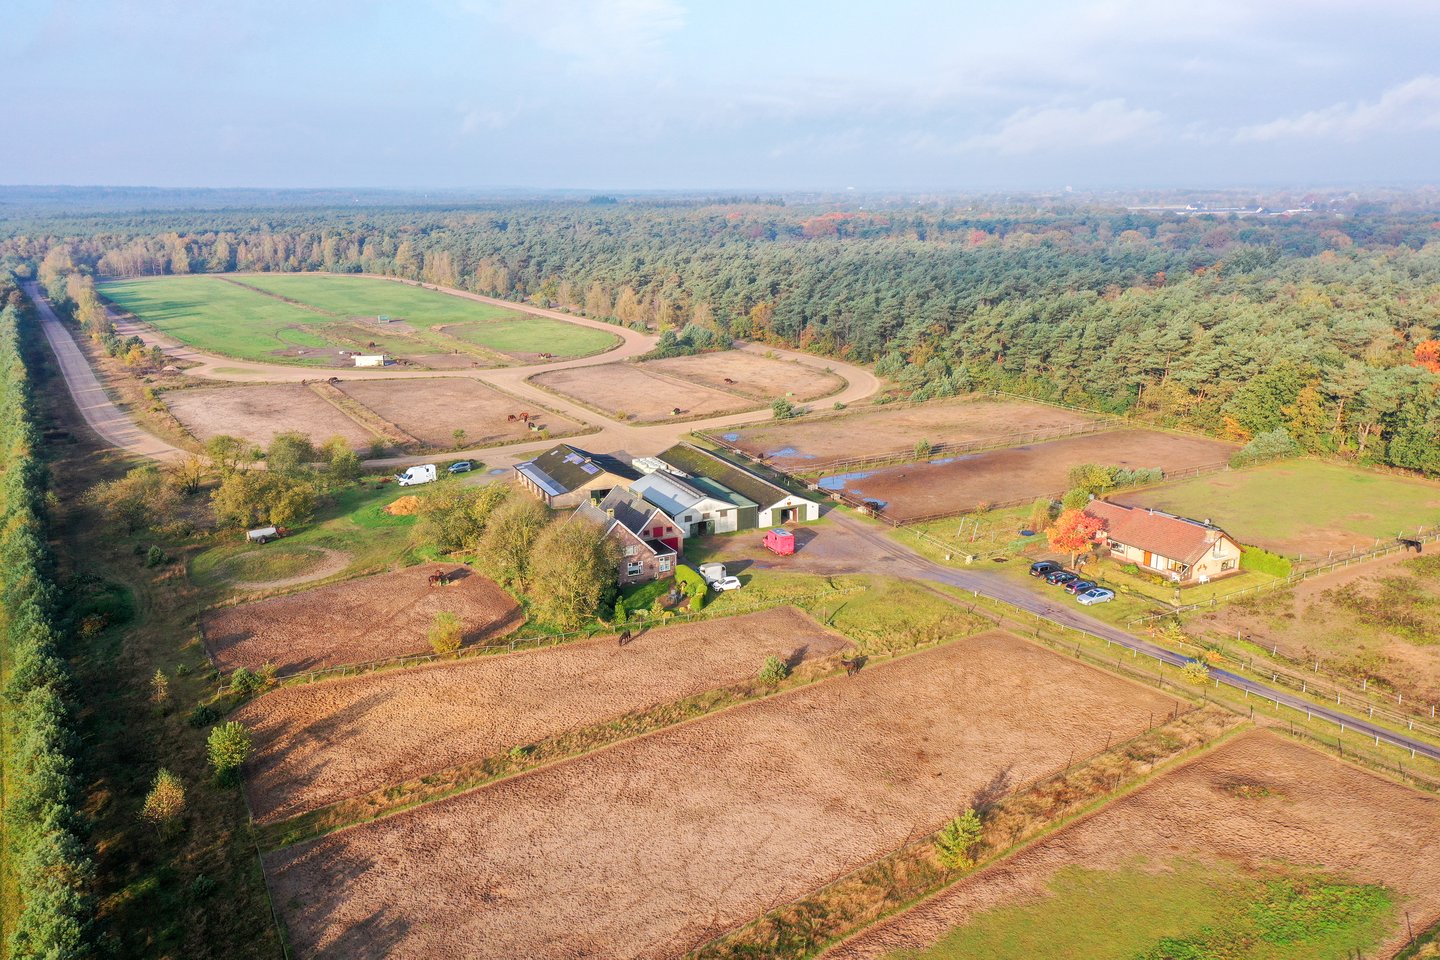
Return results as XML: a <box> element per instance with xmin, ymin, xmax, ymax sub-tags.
<box><xmin>207</xmin><ymin>721</ymin><xmax>252</xmax><ymax>784</ymax></box>
<box><xmin>186</xmin><ymin>703</ymin><xmax>220</xmax><ymax>728</ymax></box>
<box><xmin>613</xmin><ymin>598</ymin><xmax>627</xmax><ymax>623</ymax></box>
<box><xmin>428</xmin><ymin>611</ymin><xmax>463</xmax><ymax>655</ymax></box>
<box><xmin>935</xmin><ymin>808</ymin><xmax>983</xmax><ymax>868</ymax></box>
<box><xmin>229</xmin><ymin>667</ymin><xmax>265</xmax><ymax>697</ymax></box>
<box><xmin>145</xmin><ymin>545</ymin><xmax>168</xmax><ymax>567</ymax></box>
<box><xmin>1231</xmin><ymin>428</ymin><xmax>1300</xmax><ymax>468</ymax></box>
<box><xmin>759</xmin><ymin>655</ymin><xmax>790</xmax><ymax>684</ymax></box>
<box><xmin>140</xmin><ymin>768</ymin><xmax>186</xmax><ymax>835</ymax></box>
<box><xmin>189</xmin><ymin>874</ymin><xmax>218</xmax><ymax>900</ymax></box>
<box><xmin>1061</xmin><ymin>487</ymin><xmax>1091</xmax><ymax>511</ymax></box>
<box><xmin>149</xmin><ymin>668</ymin><xmax>170</xmax><ymax>706</ymax></box>
<box><xmin>1241</xmin><ymin>546</ymin><xmax>1293</xmax><ymax>578</ymax></box>
<box><xmin>771</xmin><ymin>397</ymin><xmax>797</xmax><ymax>420</ymax></box>
<box><xmin>1182</xmin><ymin>660</ymin><xmax>1211</xmax><ymax>685</ymax></box>
<box><xmin>914</xmin><ymin>439</ymin><xmax>933</xmax><ymax>459</ymax></box>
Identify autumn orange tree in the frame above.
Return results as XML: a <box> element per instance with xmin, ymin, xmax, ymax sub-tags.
<box><xmin>1046</xmin><ymin>508</ymin><xmax>1105</xmax><ymax>567</ymax></box>
<box><xmin>1416</xmin><ymin>340</ymin><xmax>1440</xmax><ymax>374</ymax></box>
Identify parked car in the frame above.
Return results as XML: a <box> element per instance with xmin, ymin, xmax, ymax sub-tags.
<box><xmin>1045</xmin><ymin>570</ymin><xmax>1078</xmax><ymax>587</ymax></box>
<box><xmin>448</xmin><ymin>460</ymin><xmax>475</xmax><ymax>474</ymax></box>
<box><xmin>1064</xmin><ymin>579</ymin><xmax>1097</xmax><ymax>595</ymax></box>
<box><xmin>1076</xmin><ymin>587</ymin><xmax>1116</xmax><ymax>606</ymax></box>
<box><xmin>1029</xmin><ymin>560</ymin><xmax>1062</xmax><ymax>578</ymax></box>
<box><xmin>711</xmin><ymin>575</ymin><xmax>743</xmax><ymax>592</ymax></box>
<box><xmin>395</xmin><ymin>463</ymin><xmax>438</xmax><ymax>487</ymax></box>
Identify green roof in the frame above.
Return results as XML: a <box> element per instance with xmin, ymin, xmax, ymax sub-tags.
<box><xmin>657</xmin><ymin>443</ymin><xmax>800</xmax><ymax>509</ymax></box>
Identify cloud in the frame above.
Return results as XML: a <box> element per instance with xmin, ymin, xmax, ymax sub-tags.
<box><xmin>489</xmin><ymin>0</ymin><xmax>684</xmax><ymax>72</ymax></box>
<box><xmin>1237</xmin><ymin>75</ymin><xmax>1440</xmax><ymax>142</ymax></box>
<box><xmin>965</xmin><ymin>99</ymin><xmax>1164</xmax><ymax>155</ymax></box>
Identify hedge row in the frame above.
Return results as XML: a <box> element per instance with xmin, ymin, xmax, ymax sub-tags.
<box><xmin>0</xmin><ymin>285</ymin><xmax>95</xmax><ymax>957</ymax></box>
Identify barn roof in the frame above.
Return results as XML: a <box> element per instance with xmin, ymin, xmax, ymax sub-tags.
<box><xmin>656</xmin><ymin>443</ymin><xmax>804</xmax><ymax>510</ymax></box>
<box><xmin>1085</xmin><ymin>500</ymin><xmax>1238</xmax><ymax>566</ymax></box>
<box><xmin>517</xmin><ymin>443</ymin><xmax>639</xmax><ymax>495</ymax></box>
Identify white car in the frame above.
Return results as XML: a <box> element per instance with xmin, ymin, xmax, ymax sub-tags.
<box><xmin>711</xmin><ymin>575</ymin><xmax>743</xmax><ymax>592</ymax></box>
<box><xmin>1076</xmin><ymin>587</ymin><xmax>1115</xmax><ymax>606</ymax></box>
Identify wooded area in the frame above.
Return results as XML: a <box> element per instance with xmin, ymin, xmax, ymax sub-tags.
<box><xmin>3</xmin><ymin>196</ymin><xmax>1439</xmax><ymax>474</ymax></box>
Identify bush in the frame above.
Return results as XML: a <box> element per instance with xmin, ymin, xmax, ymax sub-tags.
<box><xmin>428</xmin><ymin>611</ymin><xmax>463</xmax><ymax>655</ymax></box>
<box><xmin>186</xmin><ymin>703</ymin><xmax>220</xmax><ymax>728</ymax></box>
<box><xmin>229</xmin><ymin>667</ymin><xmax>266</xmax><ymax>697</ymax></box>
<box><xmin>935</xmin><ymin>808</ymin><xmax>983</xmax><ymax>868</ymax></box>
<box><xmin>1231</xmin><ymin>428</ymin><xmax>1300</xmax><ymax>468</ymax></box>
<box><xmin>759</xmin><ymin>655</ymin><xmax>790</xmax><ymax>684</ymax></box>
<box><xmin>1182</xmin><ymin>660</ymin><xmax>1211</xmax><ymax>685</ymax></box>
<box><xmin>189</xmin><ymin>874</ymin><xmax>218</xmax><ymax>900</ymax></box>
<box><xmin>144</xmin><ymin>545</ymin><xmax>168</xmax><ymax>567</ymax></box>
<box><xmin>771</xmin><ymin>397</ymin><xmax>797</xmax><ymax>420</ymax></box>
<box><xmin>207</xmin><ymin>721</ymin><xmax>252</xmax><ymax>784</ymax></box>
<box><xmin>1061</xmin><ymin>487</ymin><xmax>1091</xmax><ymax>511</ymax></box>
<box><xmin>1241</xmin><ymin>546</ymin><xmax>1293</xmax><ymax>578</ymax></box>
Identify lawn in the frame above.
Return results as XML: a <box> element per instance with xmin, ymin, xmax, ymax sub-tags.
<box><xmin>190</xmin><ymin>480</ymin><xmax>422</xmax><ymax>597</ymax></box>
<box><xmin>1112</xmin><ymin>460</ymin><xmax>1440</xmax><ymax>558</ymax></box>
<box><xmin>889</xmin><ymin>859</ymin><xmax>1395</xmax><ymax>960</ymax></box>
<box><xmin>237</xmin><ymin>273</ymin><xmax>619</xmax><ymax>359</ymax></box>
<box><xmin>101</xmin><ymin>275</ymin><xmax>342</xmax><ymax>364</ymax></box>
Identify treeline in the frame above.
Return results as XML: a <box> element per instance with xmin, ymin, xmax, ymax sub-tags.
<box><xmin>0</xmin><ymin>283</ymin><xmax>94</xmax><ymax>956</ymax></box>
<box><xmin>6</xmin><ymin>200</ymin><xmax>1440</xmax><ymax>473</ymax></box>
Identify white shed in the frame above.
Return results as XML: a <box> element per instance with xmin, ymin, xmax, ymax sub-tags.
<box><xmin>353</xmin><ymin>354</ymin><xmax>388</xmax><ymax>367</ymax></box>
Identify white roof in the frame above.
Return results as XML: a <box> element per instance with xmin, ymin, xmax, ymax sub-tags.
<box><xmin>632</xmin><ymin>470</ymin><xmax>728</xmax><ymax>516</ymax></box>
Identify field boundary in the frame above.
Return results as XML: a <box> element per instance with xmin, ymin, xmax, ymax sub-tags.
<box><xmin>303</xmin><ymin>380</ymin><xmax>415</xmax><ymax>446</ymax></box>
<box><xmin>525</xmin><ymin>369</ymin><xmax>765</xmax><ymax>426</ymax></box>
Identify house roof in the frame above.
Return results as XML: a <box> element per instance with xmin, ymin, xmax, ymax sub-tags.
<box><xmin>516</xmin><ymin>443</ymin><xmax>639</xmax><ymax>495</ymax></box>
<box><xmin>1086</xmin><ymin>500</ymin><xmax>1238</xmax><ymax>567</ymax></box>
<box><xmin>656</xmin><ymin>443</ymin><xmax>803</xmax><ymax>510</ymax></box>
<box><xmin>574</xmin><ymin>487</ymin><xmax>663</xmax><ymax>541</ymax></box>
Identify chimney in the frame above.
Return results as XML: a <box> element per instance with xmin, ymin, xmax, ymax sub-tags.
<box><xmin>606</xmin><ymin>507</ymin><xmax>615</xmax><ymax>518</ymax></box>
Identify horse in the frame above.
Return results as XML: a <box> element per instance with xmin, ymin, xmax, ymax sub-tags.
<box><xmin>1399</xmin><ymin>537</ymin><xmax>1424</xmax><ymax>554</ymax></box>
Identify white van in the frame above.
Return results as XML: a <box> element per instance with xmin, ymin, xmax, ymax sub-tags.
<box><xmin>395</xmin><ymin>464</ymin><xmax>438</xmax><ymax>487</ymax></box>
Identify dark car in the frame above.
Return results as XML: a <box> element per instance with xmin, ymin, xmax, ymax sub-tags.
<box><xmin>448</xmin><ymin>460</ymin><xmax>475</xmax><ymax>474</ymax></box>
<box><xmin>1045</xmin><ymin>570</ymin><xmax>1078</xmax><ymax>587</ymax></box>
<box><xmin>1029</xmin><ymin>560</ymin><xmax>1062</xmax><ymax>578</ymax></box>
<box><xmin>1064</xmin><ymin>579</ymin><xmax>1097</xmax><ymax>595</ymax></box>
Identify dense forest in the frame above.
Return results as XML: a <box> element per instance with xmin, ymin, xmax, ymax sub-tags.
<box><xmin>0</xmin><ymin>278</ymin><xmax>94</xmax><ymax>957</ymax></box>
<box><xmin>3</xmin><ymin>194</ymin><xmax>1440</xmax><ymax>474</ymax></box>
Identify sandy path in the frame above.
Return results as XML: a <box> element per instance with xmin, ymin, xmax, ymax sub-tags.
<box><xmin>238</xmin><ymin>607</ymin><xmax>850</xmax><ymax>824</ymax></box>
<box><xmin>264</xmin><ymin>630</ymin><xmax>1179</xmax><ymax>960</ymax></box>
<box><xmin>823</xmin><ymin>730</ymin><xmax>1440</xmax><ymax>960</ymax></box>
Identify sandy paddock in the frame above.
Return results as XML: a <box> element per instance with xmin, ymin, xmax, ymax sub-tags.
<box><xmin>334</xmin><ymin>377</ymin><xmax>584</xmax><ymax>447</ymax></box>
<box><xmin>264</xmin><ymin>630</ymin><xmax>1180</xmax><ymax>959</ymax></box>
<box><xmin>822</xmin><ymin>429</ymin><xmax>1236</xmax><ymax>522</ymax></box>
<box><xmin>824</xmin><ymin>730</ymin><xmax>1440</xmax><ymax>959</ymax></box>
<box><xmin>202</xmin><ymin>564</ymin><xmax>521</xmax><ymax>676</ymax></box>
<box><xmin>165</xmin><ymin>383</ymin><xmax>378</xmax><ymax>447</ymax></box>
<box><xmin>238</xmin><ymin>607</ymin><xmax>850</xmax><ymax>824</ymax></box>
<box><xmin>530</xmin><ymin>362</ymin><xmax>760</xmax><ymax>422</ymax></box>
<box><xmin>727</xmin><ymin>396</ymin><xmax>1104</xmax><ymax>469</ymax></box>
<box><xmin>642</xmin><ymin>351</ymin><xmax>846</xmax><ymax>401</ymax></box>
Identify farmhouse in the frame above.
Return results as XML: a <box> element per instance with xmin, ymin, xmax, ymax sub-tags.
<box><xmin>1086</xmin><ymin>499</ymin><xmax>1243</xmax><ymax>585</ymax></box>
<box><xmin>656</xmin><ymin>443</ymin><xmax>820</xmax><ymax>528</ymax></box>
<box><xmin>629</xmin><ymin>468</ymin><xmax>756</xmax><ymax>536</ymax></box>
<box><xmin>573</xmin><ymin>488</ymin><xmax>683</xmax><ymax>585</ymax></box>
<box><xmin>514</xmin><ymin>443</ymin><xmax>640</xmax><ymax>508</ymax></box>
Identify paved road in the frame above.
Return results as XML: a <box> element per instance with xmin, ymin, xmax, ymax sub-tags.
<box><xmin>25</xmin><ymin>282</ymin><xmax>187</xmax><ymax>463</ymax></box>
<box><xmin>765</xmin><ymin>511</ymin><xmax>1440</xmax><ymax>763</ymax></box>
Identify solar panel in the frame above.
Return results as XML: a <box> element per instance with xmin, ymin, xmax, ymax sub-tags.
<box><xmin>580</xmin><ymin>463</ymin><xmax>599</xmax><ymax>475</ymax></box>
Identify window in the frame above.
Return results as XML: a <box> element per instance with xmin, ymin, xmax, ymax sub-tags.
<box><xmin>1212</xmin><ymin>540</ymin><xmax>1227</xmax><ymax>557</ymax></box>
<box><xmin>1220</xmin><ymin>558</ymin><xmax>1236</xmax><ymax>572</ymax></box>
<box><xmin>658</xmin><ymin>558</ymin><xmax>672</xmax><ymax>573</ymax></box>
<box><xmin>623</xmin><ymin>545</ymin><xmax>637</xmax><ymax>557</ymax></box>
<box><xmin>626</xmin><ymin>562</ymin><xmax>643</xmax><ymax>577</ymax></box>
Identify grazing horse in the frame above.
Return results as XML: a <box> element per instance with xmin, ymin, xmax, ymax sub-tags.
<box><xmin>428</xmin><ymin>572</ymin><xmax>452</xmax><ymax>587</ymax></box>
<box><xmin>841</xmin><ymin>655</ymin><xmax>865</xmax><ymax>677</ymax></box>
<box><xmin>617</xmin><ymin>629</ymin><xmax>633</xmax><ymax>646</ymax></box>
<box><xmin>1399</xmin><ymin>537</ymin><xmax>1424</xmax><ymax>554</ymax></box>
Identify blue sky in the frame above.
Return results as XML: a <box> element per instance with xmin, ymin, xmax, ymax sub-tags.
<box><xmin>4</xmin><ymin>0</ymin><xmax>1439</xmax><ymax>190</ymax></box>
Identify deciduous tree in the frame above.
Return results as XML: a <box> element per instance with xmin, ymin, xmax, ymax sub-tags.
<box><xmin>1046</xmin><ymin>508</ymin><xmax>1105</xmax><ymax>567</ymax></box>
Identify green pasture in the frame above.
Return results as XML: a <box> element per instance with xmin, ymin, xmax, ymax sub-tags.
<box><xmin>237</xmin><ymin>273</ymin><xmax>619</xmax><ymax>359</ymax></box>
<box><xmin>101</xmin><ymin>276</ymin><xmax>341</xmax><ymax>364</ymax></box>
<box><xmin>1112</xmin><ymin>460</ymin><xmax>1440</xmax><ymax>557</ymax></box>
<box><xmin>890</xmin><ymin>859</ymin><xmax>1394</xmax><ymax>960</ymax></box>
<box><xmin>100</xmin><ymin>273</ymin><xmax>619</xmax><ymax>365</ymax></box>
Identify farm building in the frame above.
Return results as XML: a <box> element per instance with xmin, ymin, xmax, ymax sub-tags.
<box><xmin>573</xmin><ymin>488</ymin><xmax>684</xmax><ymax>585</ymax></box>
<box><xmin>630</xmin><ymin>468</ymin><xmax>756</xmax><ymax>536</ymax></box>
<box><xmin>352</xmin><ymin>354</ymin><xmax>388</xmax><ymax>367</ymax></box>
<box><xmin>1086</xmin><ymin>500</ymin><xmax>1243</xmax><ymax>585</ymax></box>
<box><xmin>514</xmin><ymin>443</ymin><xmax>640</xmax><ymax>508</ymax></box>
<box><xmin>657</xmin><ymin>443</ymin><xmax>820</xmax><ymax>528</ymax></box>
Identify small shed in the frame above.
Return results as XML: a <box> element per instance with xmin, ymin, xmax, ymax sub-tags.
<box><xmin>353</xmin><ymin>354</ymin><xmax>388</xmax><ymax>367</ymax></box>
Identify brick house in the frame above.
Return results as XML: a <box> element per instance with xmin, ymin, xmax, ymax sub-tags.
<box><xmin>574</xmin><ymin>488</ymin><xmax>685</xmax><ymax>586</ymax></box>
<box><xmin>1086</xmin><ymin>500</ymin><xmax>1243</xmax><ymax>585</ymax></box>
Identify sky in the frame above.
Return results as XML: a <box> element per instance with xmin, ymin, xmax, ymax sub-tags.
<box><xmin>3</xmin><ymin>0</ymin><xmax>1440</xmax><ymax>191</ymax></box>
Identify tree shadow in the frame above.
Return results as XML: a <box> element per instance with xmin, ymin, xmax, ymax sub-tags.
<box><xmin>970</xmin><ymin>765</ymin><xmax>1014</xmax><ymax>814</ymax></box>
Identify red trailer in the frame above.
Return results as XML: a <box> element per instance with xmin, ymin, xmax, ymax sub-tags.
<box><xmin>763</xmin><ymin>528</ymin><xmax>796</xmax><ymax>556</ymax></box>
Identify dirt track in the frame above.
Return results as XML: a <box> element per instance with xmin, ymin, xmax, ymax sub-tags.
<box><xmin>202</xmin><ymin>564</ymin><xmax>521</xmax><ymax>675</ymax></box>
<box><xmin>264</xmin><ymin>630</ymin><xmax>1180</xmax><ymax>959</ymax></box>
<box><xmin>824</xmin><ymin>730</ymin><xmax>1440</xmax><ymax>960</ymax></box>
<box><xmin>238</xmin><ymin>607</ymin><xmax>849</xmax><ymax>824</ymax></box>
